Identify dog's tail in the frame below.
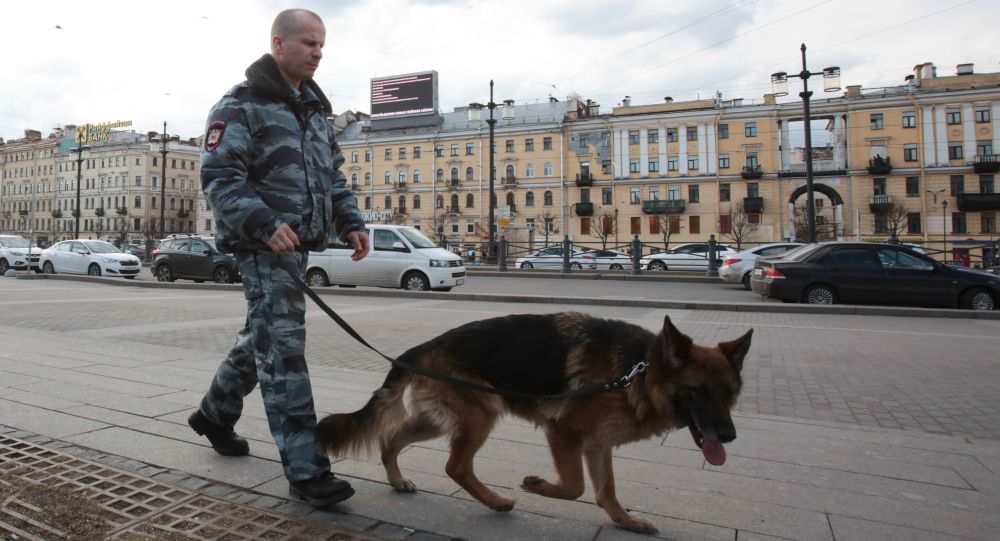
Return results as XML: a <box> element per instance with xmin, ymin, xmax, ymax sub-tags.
<box><xmin>316</xmin><ymin>356</ymin><xmax>412</xmax><ymax>458</ymax></box>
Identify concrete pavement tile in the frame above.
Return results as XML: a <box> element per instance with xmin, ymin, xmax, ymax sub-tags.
<box><xmin>128</xmin><ymin>419</ymin><xmax>282</xmax><ymax>464</ymax></box>
<box><xmin>156</xmin><ymin>409</ymin><xmax>275</xmax><ymax>443</ymax></box>
<box><xmin>61</xmin><ymin>404</ymin><xmax>153</xmax><ymax>427</ymax></box>
<box><xmin>0</xmin><ymin>372</ymin><xmax>43</xmax><ymax>387</ymax></box>
<box><xmin>0</xmin><ymin>386</ymin><xmax>84</xmax><ymax>410</ymax></box>
<box><xmin>64</xmin><ymin>426</ymin><xmax>283</xmax><ymax>488</ymax></box>
<box><xmin>828</xmin><ymin>513</ymin><xmax>984</xmax><ymax>541</ymax></box>
<box><xmin>594</xmin><ymin>520</ymin><xmax>736</xmax><ymax>541</ymax></box>
<box><xmin>20</xmin><ymin>381</ymin><xmax>189</xmax><ymax>417</ymax></box>
<box><xmin>0</xmin><ymin>398</ymin><xmax>108</xmax><ymax>439</ymax></box>
<box><xmin>331</xmin><ymin>456</ymin><xmax>459</xmax><ymax>497</ymax></box>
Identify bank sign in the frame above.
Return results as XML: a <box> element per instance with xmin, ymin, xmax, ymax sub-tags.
<box><xmin>76</xmin><ymin>120</ymin><xmax>133</xmax><ymax>144</ymax></box>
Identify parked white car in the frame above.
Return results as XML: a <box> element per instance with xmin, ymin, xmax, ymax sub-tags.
<box><xmin>0</xmin><ymin>235</ymin><xmax>42</xmax><ymax>273</ymax></box>
<box><xmin>514</xmin><ymin>246</ymin><xmax>597</xmax><ymax>270</ymax></box>
<box><xmin>639</xmin><ymin>242</ymin><xmax>737</xmax><ymax>271</ymax></box>
<box><xmin>39</xmin><ymin>239</ymin><xmax>141</xmax><ymax>278</ymax></box>
<box><xmin>306</xmin><ymin>224</ymin><xmax>465</xmax><ymax>291</ymax></box>
<box><xmin>581</xmin><ymin>249</ymin><xmax>633</xmax><ymax>270</ymax></box>
<box><xmin>719</xmin><ymin>242</ymin><xmax>805</xmax><ymax>289</ymax></box>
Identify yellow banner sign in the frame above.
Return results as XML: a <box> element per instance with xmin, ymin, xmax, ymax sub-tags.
<box><xmin>76</xmin><ymin>120</ymin><xmax>133</xmax><ymax>144</ymax></box>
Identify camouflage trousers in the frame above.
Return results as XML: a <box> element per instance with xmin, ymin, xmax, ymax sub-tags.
<box><xmin>199</xmin><ymin>249</ymin><xmax>330</xmax><ymax>481</ymax></box>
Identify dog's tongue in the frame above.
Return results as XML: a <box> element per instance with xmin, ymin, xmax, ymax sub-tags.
<box><xmin>702</xmin><ymin>437</ymin><xmax>726</xmax><ymax>466</ymax></box>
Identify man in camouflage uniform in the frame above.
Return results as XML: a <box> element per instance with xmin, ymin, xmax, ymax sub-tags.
<box><xmin>189</xmin><ymin>8</ymin><xmax>368</xmax><ymax>507</ymax></box>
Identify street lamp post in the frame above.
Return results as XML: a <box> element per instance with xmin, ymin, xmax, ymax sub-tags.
<box><xmin>927</xmin><ymin>188</ymin><xmax>946</xmax><ymax>259</ymax></box>
<box><xmin>151</xmin><ymin>122</ymin><xmax>172</xmax><ymax>238</ymax></box>
<box><xmin>469</xmin><ymin>81</ymin><xmax>514</xmax><ymax>264</ymax></box>
<box><xmin>72</xmin><ymin>140</ymin><xmax>90</xmax><ymax>238</ymax></box>
<box><xmin>771</xmin><ymin>43</ymin><xmax>841</xmax><ymax>243</ymax></box>
<box><xmin>942</xmin><ymin>200</ymin><xmax>949</xmax><ymax>261</ymax></box>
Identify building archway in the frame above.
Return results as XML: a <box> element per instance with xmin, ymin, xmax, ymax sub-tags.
<box><xmin>786</xmin><ymin>183</ymin><xmax>845</xmax><ymax>240</ymax></box>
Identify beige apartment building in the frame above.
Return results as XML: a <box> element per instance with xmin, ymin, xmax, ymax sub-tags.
<box><xmin>0</xmin><ymin>126</ymin><xmax>202</xmax><ymax>246</ymax></box>
<box><xmin>338</xmin><ymin>61</ymin><xmax>1000</xmax><ymax>265</ymax></box>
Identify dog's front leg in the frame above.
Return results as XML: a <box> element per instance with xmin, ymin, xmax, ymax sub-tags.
<box><xmin>521</xmin><ymin>426</ymin><xmax>585</xmax><ymax>500</ymax></box>
<box><xmin>446</xmin><ymin>424</ymin><xmax>515</xmax><ymax>512</ymax></box>
<box><xmin>584</xmin><ymin>446</ymin><xmax>658</xmax><ymax>535</ymax></box>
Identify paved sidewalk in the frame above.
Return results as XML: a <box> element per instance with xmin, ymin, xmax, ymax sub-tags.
<box><xmin>1</xmin><ymin>278</ymin><xmax>999</xmax><ymax>540</ymax></box>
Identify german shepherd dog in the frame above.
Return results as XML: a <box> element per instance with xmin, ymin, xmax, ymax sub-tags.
<box><xmin>316</xmin><ymin>312</ymin><xmax>752</xmax><ymax>534</ymax></box>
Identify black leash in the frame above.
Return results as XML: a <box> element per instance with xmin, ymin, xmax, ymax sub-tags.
<box><xmin>283</xmin><ymin>262</ymin><xmax>646</xmax><ymax>399</ymax></box>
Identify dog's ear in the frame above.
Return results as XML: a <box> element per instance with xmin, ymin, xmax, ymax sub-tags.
<box><xmin>659</xmin><ymin>315</ymin><xmax>693</xmax><ymax>371</ymax></box>
<box><xmin>718</xmin><ymin>328</ymin><xmax>753</xmax><ymax>374</ymax></box>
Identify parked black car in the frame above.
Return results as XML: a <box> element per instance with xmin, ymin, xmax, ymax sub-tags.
<box><xmin>152</xmin><ymin>235</ymin><xmax>240</xmax><ymax>283</ymax></box>
<box><xmin>750</xmin><ymin>242</ymin><xmax>999</xmax><ymax>310</ymax></box>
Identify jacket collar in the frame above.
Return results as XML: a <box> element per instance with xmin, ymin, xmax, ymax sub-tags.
<box><xmin>245</xmin><ymin>54</ymin><xmax>332</xmax><ymax>114</ymax></box>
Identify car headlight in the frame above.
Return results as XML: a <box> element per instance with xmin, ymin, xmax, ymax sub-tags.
<box><xmin>100</xmin><ymin>257</ymin><xmax>117</xmax><ymax>264</ymax></box>
<box><xmin>429</xmin><ymin>260</ymin><xmax>448</xmax><ymax>267</ymax></box>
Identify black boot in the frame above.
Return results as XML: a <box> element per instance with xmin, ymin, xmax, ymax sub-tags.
<box><xmin>289</xmin><ymin>472</ymin><xmax>355</xmax><ymax>507</ymax></box>
<box><xmin>188</xmin><ymin>410</ymin><xmax>250</xmax><ymax>456</ymax></box>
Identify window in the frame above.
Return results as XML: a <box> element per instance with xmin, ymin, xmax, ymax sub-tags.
<box><xmin>523</xmin><ymin>163</ymin><xmax>534</xmax><ymax>177</ymax></box>
<box><xmin>718</xmin><ymin>124</ymin><xmax>729</xmax><ymax>139</ymax></box>
<box><xmin>649</xmin><ymin>187</ymin><xmax>660</xmax><ymax>200</ymax></box>
<box><xmin>543</xmin><ymin>162</ymin><xmax>553</xmax><ymax>176</ymax></box>
<box><xmin>666</xmin><ymin>128</ymin><xmax>678</xmax><ymax>142</ymax></box>
<box><xmin>629</xmin><ymin>187</ymin><xmax>641</xmax><ymax>204</ymax></box>
<box><xmin>946</xmin><ymin>109</ymin><xmax>962</xmax><ymax>124</ymax></box>
<box><xmin>719</xmin><ymin>183</ymin><xmax>731</xmax><ymax>202</ymax></box>
<box><xmin>543</xmin><ymin>137</ymin><xmax>552</xmax><ymax>150</ymax></box>
<box><xmin>977</xmin><ymin>140</ymin><xmax>993</xmax><ymax>157</ymax></box>
<box><xmin>351</xmin><ymin>151</ymin><xmax>358</xmax><ymax>163</ymax></box>
<box><xmin>580</xmin><ymin>188</ymin><xmax>591</xmax><ymax>203</ymax></box>
<box><xmin>948</xmin><ymin>142</ymin><xmax>963</xmax><ymax>160</ymax></box>
<box><xmin>981</xmin><ymin>175</ymin><xmax>995</xmax><ymax>194</ymax></box>
<box><xmin>505</xmin><ymin>140</ymin><xmax>514</xmax><ymax>152</ymax></box>
<box><xmin>689</xmin><ymin>215</ymin><xmax>700</xmax><ymax>234</ymax></box>
<box><xmin>602</xmin><ymin>188</ymin><xmax>612</xmax><ymax>204</ymax></box>
<box><xmin>975</xmin><ymin>107</ymin><xmax>991</xmax><ymax>123</ymax></box>
<box><xmin>719</xmin><ymin>214</ymin><xmax>732</xmax><ymax>234</ymax></box>
<box><xmin>543</xmin><ymin>191</ymin><xmax>553</xmax><ymax>206</ymax></box>
<box><xmin>399</xmin><ymin>148</ymin><xmax>406</xmax><ymax>160</ymax></box>
<box><xmin>649</xmin><ymin>216</ymin><xmax>661</xmax><ymax>234</ymax></box>
<box><xmin>524</xmin><ymin>139</ymin><xmax>534</xmax><ymax>152</ymax></box>
<box><xmin>982</xmin><ymin>212</ymin><xmax>997</xmax><ymax>234</ymax></box>
<box><xmin>951</xmin><ymin>175</ymin><xmax>965</xmax><ymax>195</ymax></box>
<box><xmin>902</xmin><ymin>111</ymin><xmax>916</xmax><ymax>128</ymax></box>
<box><xmin>413</xmin><ymin>194</ymin><xmax>421</xmax><ymax>209</ymax></box>
<box><xmin>384</xmin><ymin>148</ymin><xmax>392</xmax><ymax>160</ymax></box>
<box><xmin>904</xmin><ymin>144</ymin><xmax>919</xmax><ymax>162</ymax></box>
<box><xmin>952</xmin><ymin>212</ymin><xmax>967</xmax><ymax>233</ymax></box>
<box><xmin>747</xmin><ymin>182</ymin><xmax>759</xmax><ymax>198</ymax></box>
<box><xmin>435</xmin><ymin>145</ymin><xmax>444</xmax><ymax>157</ymax></box>
<box><xmin>384</xmin><ymin>171</ymin><xmax>392</xmax><ymax>184</ymax></box>
<box><xmin>906</xmin><ymin>176</ymin><xmax>920</xmax><ymax>197</ymax></box>
<box><xmin>413</xmin><ymin>170</ymin><xmax>421</xmax><ymax>183</ymax></box>
<box><xmin>907</xmin><ymin>212</ymin><xmax>922</xmax><ymax>234</ymax></box>
<box><xmin>667</xmin><ymin>156</ymin><xmax>678</xmax><ymax>171</ymax></box>
<box><xmin>436</xmin><ymin>195</ymin><xmax>443</xmax><ymax>209</ymax></box>
<box><xmin>413</xmin><ymin>147</ymin><xmax>421</xmax><ymax>158</ymax></box>
<box><xmin>365</xmin><ymin>150</ymin><xmax>372</xmax><ymax>162</ymax></box>
<box><xmin>436</xmin><ymin>169</ymin><xmax>444</xmax><ymax>182</ymax></box>
<box><xmin>629</xmin><ymin>159</ymin><xmax>639</xmax><ymax>173</ymax></box>
<box><xmin>686</xmin><ymin>126</ymin><xmax>698</xmax><ymax>141</ymax></box>
<box><xmin>719</xmin><ymin>153</ymin><xmax>730</xmax><ymax>169</ymax></box>
<box><xmin>398</xmin><ymin>171</ymin><xmax>407</xmax><ymax>184</ymax></box>
<box><xmin>365</xmin><ymin>172</ymin><xmax>371</xmax><ymax>185</ymax></box>
<box><xmin>580</xmin><ymin>218</ymin><xmax>591</xmax><ymax>235</ymax></box>
<box><xmin>649</xmin><ymin>157</ymin><xmax>660</xmax><ymax>173</ymax></box>
<box><xmin>466</xmin><ymin>167</ymin><xmax>474</xmax><ymax>181</ymax></box>
<box><xmin>647</xmin><ymin>129</ymin><xmax>658</xmax><ymax>143</ymax></box>
<box><xmin>525</xmin><ymin>192</ymin><xmax>535</xmax><ymax>207</ymax></box>
<box><xmin>134</xmin><ymin>195</ymin><xmax>141</xmax><ymax>208</ymax></box>
<box><xmin>687</xmin><ymin>157</ymin><xmax>699</xmax><ymax>170</ymax></box>
<box><xmin>688</xmin><ymin>185</ymin><xmax>700</xmax><ymax>203</ymax></box>
<box><xmin>667</xmin><ymin>185</ymin><xmax>680</xmax><ymax>200</ymax></box>
<box><xmin>628</xmin><ymin>131</ymin><xmax>640</xmax><ymax>145</ymax></box>
<box><xmin>745</xmin><ymin>122</ymin><xmax>757</xmax><ymax>137</ymax></box>
<box><xmin>630</xmin><ymin>217</ymin><xmax>641</xmax><ymax>234</ymax></box>
<box><xmin>451</xmin><ymin>168</ymin><xmax>459</xmax><ymax>181</ymax></box>
<box><xmin>745</xmin><ymin>152</ymin><xmax>759</xmax><ymax>168</ymax></box>
<box><xmin>505</xmin><ymin>165</ymin><xmax>515</xmax><ymax>180</ymax></box>
<box><xmin>668</xmin><ymin>216</ymin><xmax>681</xmax><ymax>234</ymax></box>
<box><xmin>873</xmin><ymin>178</ymin><xmax>887</xmax><ymax>195</ymax></box>
<box><xmin>466</xmin><ymin>194</ymin><xmax>475</xmax><ymax>208</ymax></box>
<box><xmin>450</xmin><ymin>144</ymin><xmax>459</xmax><ymax>157</ymax></box>
<box><xmin>579</xmin><ymin>134</ymin><xmax>589</xmax><ymax>149</ymax></box>
<box><xmin>870</xmin><ymin>113</ymin><xmax>884</xmax><ymax>130</ymax></box>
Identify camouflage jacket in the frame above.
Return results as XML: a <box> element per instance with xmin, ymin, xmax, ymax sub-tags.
<box><xmin>201</xmin><ymin>54</ymin><xmax>364</xmax><ymax>253</ymax></box>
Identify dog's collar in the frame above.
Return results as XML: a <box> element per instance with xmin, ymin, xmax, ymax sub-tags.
<box><xmin>605</xmin><ymin>361</ymin><xmax>647</xmax><ymax>390</ymax></box>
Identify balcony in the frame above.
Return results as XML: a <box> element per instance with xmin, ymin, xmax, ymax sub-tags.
<box><xmin>116</xmin><ymin>207</ymin><xmax>128</xmax><ymax>216</ymax></box>
<box><xmin>395</xmin><ymin>181</ymin><xmax>408</xmax><ymax>192</ymax></box>
<box><xmin>869</xmin><ymin>194</ymin><xmax>893</xmax><ymax>213</ymax></box>
<box><xmin>778</xmin><ymin>161</ymin><xmax>846</xmax><ymax>178</ymax></box>
<box><xmin>350</xmin><ymin>183</ymin><xmax>360</xmax><ymax>191</ymax></box>
<box><xmin>177</xmin><ymin>209</ymin><xmax>190</xmax><ymax>218</ymax></box>
<box><xmin>957</xmin><ymin>192</ymin><xmax>1000</xmax><ymax>211</ymax></box>
<box><xmin>397</xmin><ymin>206</ymin><xmax>407</xmax><ymax>215</ymax></box>
<box><xmin>445</xmin><ymin>206</ymin><xmax>461</xmax><ymax>215</ymax></box>
<box><xmin>18</xmin><ymin>209</ymin><xmax>28</xmax><ymax>217</ymax></box>
<box><xmin>974</xmin><ymin>154</ymin><xmax>1000</xmax><ymax>174</ymax></box>
<box><xmin>51</xmin><ymin>209</ymin><xmax>63</xmax><ymax>218</ymax></box>
<box><xmin>743</xmin><ymin>196</ymin><xmax>764</xmax><ymax>213</ymax></box>
<box><xmin>642</xmin><ymin>199</ymin><xmax>685</xmax><ymax>214</ymax></box>
<box><xmin>574</xmin><ymin>202</ymin><xmax>594</xmax><ymax>216</ymax></box>
<box><xmin>94</xmin><ymin>207</ymin><xmax>105</xmax><ymax>217</ymax></box>
<box><xmin>503</xmin><ymin>175</ymin><xmax>517</xmax><ymax>186</ymax></box>
<box><xmin>867</xmin><ymin>156</ymin><xmax>892</xmax><ymax>175</ymax></box>
<box><xmin>741</xmin><ymin>165</ymin><xmax>763</xmax><ymax>179</ymax></box>
<box><xmin>575</xmin><ymin>172</ymin><xmax>594</xmax><ymax>187</ymax></box>
<box><xmin>446</xmin><ymin>180</ymin><xmax>461</xmax><ymax>190</ymax></box>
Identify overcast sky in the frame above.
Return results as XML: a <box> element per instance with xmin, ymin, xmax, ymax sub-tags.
<box><xmin>2</xmin><ymin>0</ymin><xmax>995</xmax><ymax>142</ymax></box>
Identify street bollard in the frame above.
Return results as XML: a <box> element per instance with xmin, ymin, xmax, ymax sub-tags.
<box><xmin>631</xmin><ymin>235</ymin><xmax>642</xmax><ymax>275</ymax></box>
<box><xmin>498</xmin><ymin>238</ymin><xmax>508</xmax><ymax>272</ymax></box>
<box><xmin>561</xmin><ymin>235</ymin><xmax>572</xmax><ymax>273</ymax></box>
<box><xmin>706</xmin><ymin>234</ymin><xmax>719</xmax><ymax>277</ymax></box>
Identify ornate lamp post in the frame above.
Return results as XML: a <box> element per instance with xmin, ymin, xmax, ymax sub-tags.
<box><xmin>469</xmin><ymin>81</ymin><xmax>515</xmax><ymax>263</ymax></box>
<box><xmin>771</xmin><ymin>43</ymin><xmax>841</xmax><ymax>243</ymax></box>
<box><xmin>71</xmin><ymin>139</ymin><xmax>90</xmax><ymax>238</ymax></box>
<box><xmin>150</xmin><ymin>122</ymin><xmax>175</xmax><ymax>238</ymax></box>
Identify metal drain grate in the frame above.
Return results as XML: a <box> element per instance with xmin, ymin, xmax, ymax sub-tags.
<box><xmin>0</xmin><ymin>435</ymin><xmax>374</xmax><ymax>540</ymax></box>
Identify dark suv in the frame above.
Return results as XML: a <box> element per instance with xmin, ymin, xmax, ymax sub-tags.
<box><xmin>152</xmin><ymin>235</ymin><xmax>240</xmax><ymax>283</ymax></box>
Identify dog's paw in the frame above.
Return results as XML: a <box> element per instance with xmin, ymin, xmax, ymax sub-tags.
<box><xmin>616</xmin><ymin>514</ymin><xmax>658</xmax><ymax>535</ymax></box>
<box><xmin>488</xmin><ymin>495</ymin><xmax>516</xmax><ymax>512</ymax></box>
<box><xmin>520</xmin><ymin>475</ymin><xmax>547</xmax><ymax>492</ymax></box>
<box><xmin>389</xmin><ymin>477</ymin><xmax>417</xmax><ymax>493</ymax></box>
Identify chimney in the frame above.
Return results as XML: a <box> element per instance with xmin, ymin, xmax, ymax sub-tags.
<box><xmin>913</xmin><ymin>62</ymin><xmax>936</xmax><ymax>82</ymax></box>
<box><xmin>587</xmin><ymin>101</ymin><xmax>600</xmax><ymax>116</ymax></box>
<box><xmin>845</xmin><ymin>85</ymin><xmax>862</xmax><ymax>98</ymax></box>
<box><xmin>663</xmin><ymin>96</ymin><xmax>673</xmax><ymax>103</ymax></box>
<box><xmin>957</xmin><ymin>63</ymin><xmax>974</xmax><ymax>76</ymax></box>
<box><xmin>763</xmin><ymin>94</ymin><xmax>776</xmax><ymax>105</ymax></box>
<box><xmin>622</xmin><ymin>95</ymin><xmax>631</xmax><ymax>107</ymax></box>
<box><xmin>24</xmin><ymin>129</ymin><xmax>42</xmax><ymax>141</ymax></box>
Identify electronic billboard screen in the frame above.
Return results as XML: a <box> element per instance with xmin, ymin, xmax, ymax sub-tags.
<box><xmin>370</xmin><ymin>71</ymin><xmax>438</xmax><ymax>119</ymax></box>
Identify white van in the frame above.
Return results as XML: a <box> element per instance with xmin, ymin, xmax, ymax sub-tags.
<box><xmin>306</xmin><ymin>224</ymin><xmax>466</xmax><ymax>291</ymax></box>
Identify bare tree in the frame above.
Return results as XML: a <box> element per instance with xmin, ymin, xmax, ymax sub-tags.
<box><xmin>587</xmin><ymin>210</ymin><xmax>617</xmax><ymax>249</ymax></box>
<box><xmin>655</xmin><ymin>212</ymin><xmax>684</xmax><ymax>251</ymax></box>
<box><xmin>531</xmin><ymin>209</ymin><xmax>559</xmax><ymax>246</ymax></box>
<box><xmin>427</xmin><ymin>211</ymin><xmax>448</xmax><ymax>245</ymax></box>
<box><xmin>719</xmin><ymin>202</ymin><xmax>760</xmax><ymax>251</ymax></box>
<box><xmin>874</xmin><ymin>202</ymin><xmax>909</xmax><ymax>241</ymax></box>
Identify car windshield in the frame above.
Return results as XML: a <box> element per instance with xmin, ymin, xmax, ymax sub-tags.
<box><xmin>784</xmin><ymin>244</ymin><xmax>824</xmax><ymax>261</ymax></box>
<box><xmin>202</xmin><ymin>238</ymin><xmax>218</xmax><ymax>250</ymax></box>
<box><xmin>82</xmin><ymin>241</ymin><xmax>122</xmax><ymax>254</ymax></box>
<box><xmin>0</xmin><ymin>237</ymin><xmax>30</xmax><ymax>248</ymax></box>
<box><xmin>396</xmin><ymin>227</ymin><xmax>437</xmax><ymax>249</ymax></box>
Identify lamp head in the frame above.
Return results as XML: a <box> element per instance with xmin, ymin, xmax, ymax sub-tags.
<box><xmin>770</xmin><ymin>72</ymin><xmax>789</xmax><ymax>97</ymax></box>
<box><xmin>822</xmin><ymin>67</ymin><xmax>841</xmax><ymax>92</ymax></box>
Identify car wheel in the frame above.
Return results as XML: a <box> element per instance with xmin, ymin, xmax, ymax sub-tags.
<box><xmin>212</xmin><ymin>266</ymin><xmax>232</xmax><ymax>284</ymax></box>
<box><xmin>402</xmin><ymin>271</ymin><xmax>430</xmax><ymax>291</ymax></box>
<box><xmin>306</xmin><ymin>268</ymin><xmax>329</xmax><ymax>287</ymax></box>
<box><xmin>87</xmin><ymin>264</ymin><xmax>102</xmax><ymax>277</ymax></box>
<box><xmin>960</xmin><ymin>288</ymin><xmax>995</xmax><ymax>311</ymax></box>
<box><xmin>741</xmin><ymin>272</ymin><xmax>752</xmax><ymax>290</ymax></box>
<box><xmin>520</xmin><ymin>262</ymin><xmax>534</xmax><ymax>269</ymax></box>
<box><xmin>571</xmin><ymin>262</ymin><xmax>582</xmax><ymax>270</ymax></box>
<box><xmin>649</xmin><ymin>260</ymin><xmax>666</xmax><ymax>271</ymax></box>
<box><xmin>436</xmin><ymin>287</ymin><xmax>453</xmax><ymax>292</ymax></box>
<box><xmin>43</xmin><ymin>261</ymin><xmax>55</xmax><ymax>274</ymax></box>
<box><xmin>803</xmin><ymin>284</ymin><xmax>836</xmax><ymax>305</ymax></box>
<box><xmin>609</xmin><ymin>263</ymin><xmax>624</xmax><ymax>271</ymax></box>
<box><xmin>0</xmin><ymin>258</ymin><xmax>8</xmax><ymax>274</ymax></box>
<box><xmin>155</xmin><ymin>264</ymin><xmax>174</xmax><ymax>282</ymax></box>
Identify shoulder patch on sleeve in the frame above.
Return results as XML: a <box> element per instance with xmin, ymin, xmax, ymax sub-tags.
<box><xmin>204</xmin><ymin>120</ymin><xmax>226</xmax><ymax>152</ymax></box>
